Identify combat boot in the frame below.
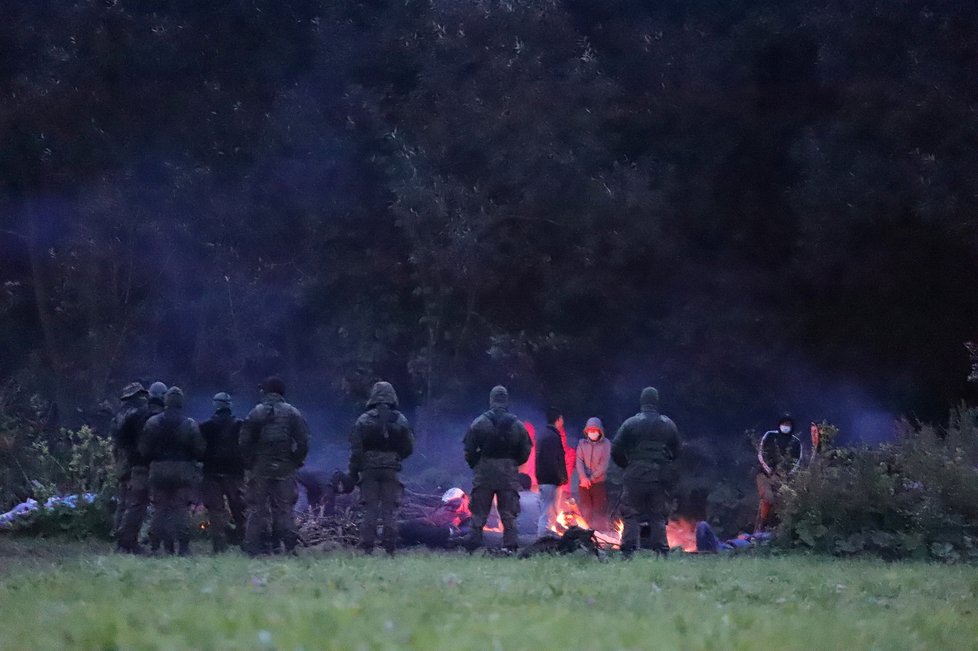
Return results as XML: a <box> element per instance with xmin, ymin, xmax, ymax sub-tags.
<box><xmin>463</xmin><ymin>528</ymin><xmax>484</xmax><ymax>553</ymax></box>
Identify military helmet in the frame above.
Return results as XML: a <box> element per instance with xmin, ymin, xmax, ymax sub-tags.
<box><xmin>212</xmin><ymin>392</ymin><xmax>232</xmax><ymax>412</ymax></box>
<box><xmin>148</xmin><ymin>382</ymin><xmax>168</xmax><ymax>400</ymax></box>
<box><xmin>119</xmin><ymin>382</ymin><xmax>147</xmax><ymax>401</ymax></box>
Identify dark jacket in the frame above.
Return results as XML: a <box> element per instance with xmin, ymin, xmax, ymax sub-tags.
<box><xmin>758</xmin><ymin>429</ymin><xmax>802</xmax><ymax>477</ymax></box>
<box><xmin>240</xmin><ymin>393</ymin><xmax>310</xmax><ymax>479</ymax></box>
<box><xmin>138</xmin><ymin>408</ymin><xmax>205</xmax><ymax>467</ymax></box>
<box><xmin>535</xmin><ymin>424</ymin><xmax>568</xmax><ymax>486</ymax></box>
<box><xmin>200</xmin><ymin>411</ymin><xmax>245</xmax><ymax>477</ymax></box>
<box><xmin>111</xmin><ymin>402</ymin><xmax>151</xmax><ymax>474</ymax></box>
<box><xmin>612</xmin><ymin>390</ymin><xmax>681</xmax><ymax>485</ymax></box>
<box><xmin>349</xmin><ymin>382</ymin><xmax>414</xmax><ymax>476</ymax></box>
<box><xmin>464</xmin><ymin>408</ymin><xmax>532</xmax><ymax>469</ymax></box>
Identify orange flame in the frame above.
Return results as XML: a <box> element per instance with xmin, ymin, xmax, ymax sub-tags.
<box><xmin>666</xmin><ymin>518</ymin><xmax>697</xmax><ymax>552</ymax></box>
<box><xmin>547</xmin><ymin>494</ymin><xmax>697</xmax><ymax>552</ymax></box>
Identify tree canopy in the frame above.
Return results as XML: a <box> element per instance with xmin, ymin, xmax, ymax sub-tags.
<box><xmin>1</xmin><ymin>0</ymin><xmax>976</xmax><ymax>441</ymax></box>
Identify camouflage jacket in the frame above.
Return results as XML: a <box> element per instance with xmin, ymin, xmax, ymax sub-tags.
<box><xmin>611</xmin><ymin>408</ymin><xmax>681</xmax><ymax>484</ymax></box>
<box><xmin>240</xmin><ymin>393</ymin><xmax>310</xmax><ymax>479</ymax></box>
<box><xmin>463</xmin><ymin>407</ymin><xmax>532</xmax><ymax>469</ymax></box>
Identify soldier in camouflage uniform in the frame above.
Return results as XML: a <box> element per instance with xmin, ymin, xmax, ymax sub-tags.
<box><xmin>139</xmin><ymin>387</ymin><xmax>205</xmax><ymax>555</ymax></box>
<box><xmin>200</xmin><ymin>392</ymin><xmax>246</xmax><ymax>552</ymax></box>
<box><xmin>116</xmin><ymin>381</ymin><xmax>169</xmax><ymax>553</ymax></box>
<box><xmin>612</xmin><ymin>387</ymin><xmax>682</xmax><ymax>557</ymax></box>
<box><xmin>349</xmin><ymin>381</ymin><xmax>414</xmax><ymax>555</ymax></box>
<box><xmin>124</xmin><ymin>381</ymin><xmax>168</xmax><ymax>553</ymax></box>
<box><xmin>110</xmin><ymin>382</ymin><xmax>148</xmax><ymax>552</ymax></box>
<box><xmin>240</xmin><ymin>377</ymin><xmax>310</xmax><ymax>555</ymax></box>
<box><xmin>463</xmin><ymin>385</ymin><xmax>533</xmax><ymax>552</ymax></box>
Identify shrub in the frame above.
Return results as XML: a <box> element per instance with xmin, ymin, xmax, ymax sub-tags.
<box><xmin>9</xmin><ymin>492</ymin><xmax>114</xmax><ymax>540</ymax></box>
<box><xmin>778</xmin><ymin>407</ymin><xmax>978</xmax><ymax>561</ymax></box>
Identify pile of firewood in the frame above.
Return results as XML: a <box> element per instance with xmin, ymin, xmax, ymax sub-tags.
<box><xmin>296</xmin><ymin>486</ymin><xmax>445</xmax><ymax>550</ymax></box>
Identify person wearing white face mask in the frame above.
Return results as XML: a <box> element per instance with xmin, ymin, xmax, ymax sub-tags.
<box><xmin>576</xmin><ymin>417</ymin><xmax>612</xmax><ymax>531</ymax></box>
<box><xmin>754</xmin><ymin>413</ymin><xmax>803</xmax><ymax>532</ymax></box>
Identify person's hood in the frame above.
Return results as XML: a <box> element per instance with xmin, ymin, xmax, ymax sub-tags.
<box><xmin>777</xmin><ymin>413</ymin><xmax>795</xmax><ymax>433</ymax></box>
<box><xmin>367</xmin><ymin>381</ymin><xmax>399</xmax><ymax>409</ymax></box>
<box><xmin>584</xmin><ymin>416</ymin><xmax>605</xmax><ymax>439</ymax></box>
<box><xmin>489</xmin><ymin>385</ymin><xmax>509</xmax><ymax>409</ymax></box>
<box><xmin>640</xmin><ymin>386</ymin><xmax>659</xmax><ymax>411</ymax></box>
<box><xmin>262</xmin><ymin>392</ymin><xmax>285</xmax><ymax>406</ymax></box>
<box><xmin>164</xmin><ymin>387</ymin><xmax>184</xmax><ymax>409</ymax></box>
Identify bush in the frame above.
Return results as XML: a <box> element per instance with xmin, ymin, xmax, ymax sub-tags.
<box><xmin>778</xmin><ymin>407</ymin><xmax>978</xmax><ymax>561</ymax></box>
<box><xmin>9</xmin><ymin>493</ymin><xmax>114</xmax><ymax>540</ymax></box>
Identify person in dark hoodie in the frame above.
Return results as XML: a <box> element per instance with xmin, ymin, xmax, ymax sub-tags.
<box><xmin>349</xmin><ymin>381</ymin><xmax>415</xmax><ymax>555</ymax></box>
<box><xmin>754</xmin><ymin>414</ymin><xmax>803</xmax><ymax>532</ymax></box>
<box><xmin>576</xmin><ymin>417</ymin><xmax>612</xmax><ymax>531</ymax></box>
<box><xmin>612</xmin><ymin>387</ymin><xmax>681</xmax><ymax>557</ymax></box>
<box><xmin>138</xmin><ymin>387</ymin><xmax>205</xmax><ymax>555</ymax></box>
<box><xmin>240</xmin><ymin>376</ymin><xmax>310</xmax><ymax>555</ymax></box>
<box><xmin>463</xmin><ymin>385</ymin><xmax>533</xmax><ymax>552</ymax></box>
<box><xmin>199</xmin><ymin>392</ymin><xmax>246</xmax><ymax>552</ymax></box>
<box><xmin>536</xmin><ymin>407</ymin><xmax>568</xmax><ymax>538</ymax></box>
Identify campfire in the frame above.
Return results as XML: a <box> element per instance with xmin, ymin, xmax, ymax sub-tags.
<box><xmin>548</xmin><ymin>495</ymin><xmax>697</xmax><ymax>552</ymax></box>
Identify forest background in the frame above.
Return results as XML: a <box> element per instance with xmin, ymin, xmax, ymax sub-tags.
<box><xmin>2</xmin><ymin>1</ymin><xmax>977</xmax><ymax>506</ymax></box>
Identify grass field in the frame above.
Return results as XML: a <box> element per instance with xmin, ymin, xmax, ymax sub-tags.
<box><xmin>0</xmin><ymin>539</ymin><xmax>976</xmax><ymax>651</ymax></box>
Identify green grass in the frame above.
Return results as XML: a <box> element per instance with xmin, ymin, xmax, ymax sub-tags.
<box><xmin>1</xmin><ymin>540</ymin><xmax>976</xmax><ymax>650</ymax></box>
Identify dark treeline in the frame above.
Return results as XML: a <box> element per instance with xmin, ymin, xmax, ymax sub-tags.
<box><xmin>1</xmin><ymin>0</ymin><xmax>977</xmax><ymax>447</ymax></box>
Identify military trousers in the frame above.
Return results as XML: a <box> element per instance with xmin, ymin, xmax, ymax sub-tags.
<box><xmin>148</xmin><ymin>461</ymin><xmax>198</xmax><ymax>553</ymax></box>
<box><xmin>114</xmin><ymin>473</ymin><xmax>130</xmax><ymax>536</ymax></box>
<box><xmin>620</xmin><ymin>480</ymin><xmax>671</xmax><ymax>555</ymax></box>
<box><xmin>117</xmin><ymin>466</ymin><xmax>150</xmax><ymax>551</ymax></box>
<box><xmin>468</xmin><ymin>458</ymin><xmax>522</xmax><ymax>548</ymax></box>
<box><xmin>201</xmin><ymin>474</ymin><xmax>246</xmax><ymax>551</ymax></box>
<box><xmin>243</xmin><ymin>474</ymin><xmax>298</xmax><ymax>555</ymax></box>
<box><xmin>358</xmin><ymin>468</ymin><xmax>403</xmax><ymax>553</ymax></box>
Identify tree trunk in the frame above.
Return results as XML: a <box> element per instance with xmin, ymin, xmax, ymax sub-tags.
<box><xmin>26</xmin><ymin>202</ymin><xmax>64</xmax><ymax>406</ymax></box>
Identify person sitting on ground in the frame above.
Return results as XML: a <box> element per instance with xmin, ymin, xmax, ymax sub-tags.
<box><xmin>399</xmin><ymin>488</ymin><xmax>472</xmax><ymax>548</ymax></box>
<box><xmin>695</xmin><ymin>520</ymin><xmax>774</xmax><ymax>553</ymax></box>
<box><xmin>295</xmin><ymin>466</ymin><xmax>337</xmax><ymax>516</ymax></box>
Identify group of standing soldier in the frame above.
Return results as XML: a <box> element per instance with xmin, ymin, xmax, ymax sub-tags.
<box><xmin>112</xmin><ymin>375</ymin><xmax>687</xmax><ymax>557</ymax></box>
<box><xmin>111</xmin><ymin>376</ymin><xmax>309</xmax><ymax>556</ymax></box>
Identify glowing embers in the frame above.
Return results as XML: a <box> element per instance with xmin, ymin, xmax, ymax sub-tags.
<box><xmin>547</xmin><ymin>493</ymin><xmax>697</xmax><ymax>552</ymax></box>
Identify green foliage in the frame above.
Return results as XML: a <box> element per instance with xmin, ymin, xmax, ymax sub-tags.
<box><xmin>1</xmin><ymin>541</ymin><xmax>977</xmax><ymax>650</ymax></box>
<box><xmin>778</xmin><ymin>408</ymin><xmax>978</xmax><ymax>561</ymax></box>
<box><xmin>0</xmin><ymin>380</ymin><xmax>116</xmax><ymax>537</ymax></box>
